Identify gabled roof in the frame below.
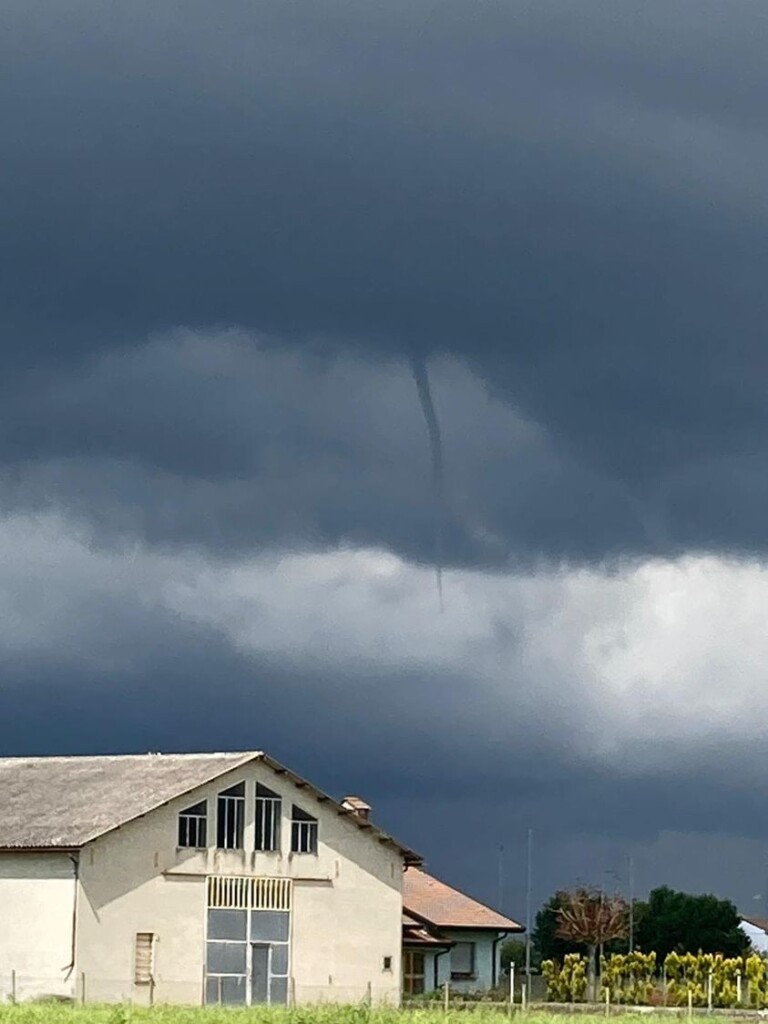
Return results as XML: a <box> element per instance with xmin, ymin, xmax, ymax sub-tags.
<box><xmin>402</xmin><ymin>912</ymin><xmax>453</xmax><ymax>948</ymax></box>
<box><xmin>0</xmin><ymin>751</ymin><xmax>421</xmax><ymax>863</ymax></box>
<box><xmin>403</xmin><ymin>867</ymin><xmax>523</xmax><ymax>932</ymax></box>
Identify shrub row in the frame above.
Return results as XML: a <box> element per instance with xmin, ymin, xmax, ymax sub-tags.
<box><xmin>541</xmin><ymin>951</ymin><xmax>768</xmax><ymax>1007</ymax></box>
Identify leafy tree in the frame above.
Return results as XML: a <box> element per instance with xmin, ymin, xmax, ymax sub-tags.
<box><xmin>500</xmin><ymin>938</ymin><xmax>539</xmax><ymax>973</ymax></box>
<box><xmin>635</xmin><ymin>886</ymin><xmax>748</xmax><ymax>959</ymax></box>
<box><xmin>555</xmin><ymin>887</ymin><xmax>630</xmax><ymax>999</ymax></box>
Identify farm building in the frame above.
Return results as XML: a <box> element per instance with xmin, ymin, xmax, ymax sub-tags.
<box><xmin>402</xmin><ymin>868</ymin><xmax>522</xmax><ymax>995</ymax></box>
<box><xmin>0</xmin><ymin>751</ymin><xmax>420</xmax><ymax>1006</ymax></box>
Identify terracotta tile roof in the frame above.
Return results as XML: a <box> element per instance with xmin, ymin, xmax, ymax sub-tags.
<box><xmin>403</xmin><ymin>867</ymin><xmax>523</xmax><ymax>931</ymax></box>
<box><xmin>402</xmin><ymin>912</ymin><xmax>453</xmax><ymax>947</ymax></box>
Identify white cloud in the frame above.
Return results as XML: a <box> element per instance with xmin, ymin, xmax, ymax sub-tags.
<box><xmin>0</xmin><ymin>510</ymin><xmax>765</xmax><ymax>773</ymax></box>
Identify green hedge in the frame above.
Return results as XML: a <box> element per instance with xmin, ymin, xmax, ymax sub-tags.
<box><xmin>541</xmin><ymin>951</ymin><xmax>768</xmax><ymax>1007</ymax></box>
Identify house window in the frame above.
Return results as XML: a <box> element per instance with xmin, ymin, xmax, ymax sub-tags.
<box><xmin>383</xmin><ymin>956</ymin><xmax>392</xmax><ymax>971</ymax></box>
<box><xmin>255</xmin><ymin>784</ymin><xmax>281</xmax><ymax>852</ymax></box>
<box><xmin>178</xmin><ymin>800</ymin><xmax>207</xmax><ymax>848</ymax></box>
<box><xmin>134</xmin><ymin>932</ymin><xmax>155</xmax><ymax>985</ymax></box>
<box><xmin>290</xmin><ymin>805</ymin><xmax>318</xmax><ymax>853</ymax></box>
<box><xmin>450</xmin><ymin>941</ymin><xmax>476</xmax><ymax>979</ymax></box>
<box><xmin>217</xmin><ymin>783</ymin><xmax>245</xmax><ymax>849</ymax></box>
<box><xmin>403</xmin><ymin>950</ymin><xmax>425</xmax><ymax>995</ymax></box>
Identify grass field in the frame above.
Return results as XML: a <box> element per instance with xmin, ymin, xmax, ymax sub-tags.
<box><xmin>0</xmin><ymin>1010</ymin><xmax>746</xmax><ymax>1024</ymax></box>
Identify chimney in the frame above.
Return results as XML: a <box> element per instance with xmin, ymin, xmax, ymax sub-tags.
<box><xmin>341</xmin><ymin>795</ymin><xmax>372</xmax><ymax>821</ymax></box>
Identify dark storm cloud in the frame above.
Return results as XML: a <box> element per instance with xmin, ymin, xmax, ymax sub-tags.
<box><xmin>0</xmin><ymin>335</ymin><xmax>642</xmax><ymax>564</ymax></box>
<box><xmin>0</xmin><ymin>3</ymin><xmax>757</xmax><ymax>583</ymax></box>
<box><xmin>4</xmin><ymin>0</ymin><xmax>768</xmax><ymax>563</ymax></box>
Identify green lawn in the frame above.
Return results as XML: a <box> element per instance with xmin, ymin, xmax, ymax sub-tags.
<box><xmin>0</xmin><ymin>1010</ymin><xmax>750</xmax><ymax>1024</ymax></box>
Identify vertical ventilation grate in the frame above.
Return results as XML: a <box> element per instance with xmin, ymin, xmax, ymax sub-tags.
<box><xmin>207</xmin><ymin>875</ymin><xmax>292</xmax><ymax>910</ymax></box>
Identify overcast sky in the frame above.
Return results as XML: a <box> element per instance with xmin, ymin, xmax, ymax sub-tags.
<box><xmin>4</xmin><ymin>0</ymin><xmax>768</xmax><ymax>921</ymax></box>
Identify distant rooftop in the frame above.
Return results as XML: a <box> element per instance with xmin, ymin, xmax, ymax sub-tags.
<box><xmin>403</xmin><ymin>866</ymin><xmax>523</xmax><ymax>931</ymax></box>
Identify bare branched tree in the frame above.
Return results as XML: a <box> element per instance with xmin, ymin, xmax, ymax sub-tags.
<box><xmin>556</xmin><ymin>887</ymin><xmax>630</xmax><ymax>1000</ymax></box>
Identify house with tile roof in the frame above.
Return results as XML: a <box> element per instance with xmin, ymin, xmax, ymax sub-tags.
<box><xmin>740</xmin><ymin>915</ymin><xmax>768</xmax><ymax>954</ymax></box>
<box><xmin>0</xmin><ymin>751</ymin><xmax>420</xmax><ymax>1007</ymax></box>
<box><xmin>402</xmin><ymin>867</ymin><xmax>523</xmax><ymax>995</ymax></box>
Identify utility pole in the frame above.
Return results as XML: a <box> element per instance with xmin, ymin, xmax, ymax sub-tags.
<box><xmin>525</xmin><ymin>829</ymin><xmax>533</xmax><ymax>983</ymax></box>
<box><xmin>628</xmin><ymin>856</ymin><xmax>635</xmax><ymax>953</ymax></box>
<box><xmin>498</xmin><ymin>844</ymin><xmax>504</xmax><ymax>912</ymax></box>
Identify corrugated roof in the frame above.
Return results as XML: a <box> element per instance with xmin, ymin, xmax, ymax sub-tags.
<box><xmin>403</xmin><ymin>867</ymin><xmax>523</xmax><ymax>931</ymax></box>
<box><xmin>0</xmin><ymin>752</ymin><xmax>257</xmax><ymax>848</ymax></box>
<box><xmin>0</xmin><ymin>751</ymin><xmax>422</xmax><ymax>863</ymax></box>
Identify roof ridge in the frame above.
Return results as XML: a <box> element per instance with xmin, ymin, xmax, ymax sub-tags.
<box><xmin>0</xmin><ymin>751</ymin><xmax>262</xmax><ymax>763</ymax></box>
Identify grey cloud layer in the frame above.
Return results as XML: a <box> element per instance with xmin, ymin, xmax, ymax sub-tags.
<box><xmin>5</xmin><ymin>0</ymin><xmax>768</xmax><ymax>561</ymax></box>
<box><xmin>0</xmin><ymin>333</ymin><xmax>641</xmax><ymax>564</ymax></box>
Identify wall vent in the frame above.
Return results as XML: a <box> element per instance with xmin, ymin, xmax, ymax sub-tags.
<box><xmin>207</xmin><ymin>875</ymin><xmax>292</xmax><ymax>911</ymax></box>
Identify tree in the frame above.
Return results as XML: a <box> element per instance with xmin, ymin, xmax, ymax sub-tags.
<box><xmin>533</xmin><ymin>893</ymin><xmax>587</xmax><ymax>964</ymax></box>
<box><xmin>500</xmin><ymin>938</ymin><xmax>540</xmax><ymax>974</ymax></box>
<box><xmin>533</xmin><ymin>892</ymin><xmax>629</xmax><ymax>965</ymax></box>
<box><xmin>555</xmin><ymin>887</ymin><xmax>630</xmax><ymax>999</ymax></box>
<box><xmin>635</xmin><ymin>886</ymin><xmax>748</xmax><ymax>960</ymax></box>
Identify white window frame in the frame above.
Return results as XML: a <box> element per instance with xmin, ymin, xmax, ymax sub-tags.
<box><xmin>255</xmin><ymin>784</ymin><xmax>281</xmax><ymax>852</ymax></box>
<box><xmin>217</xmin><ymin>783</ymin><xmax>245</xmax><ymax>850</ymax></box>
<box><xmin>290</xmin><ymin>805</ymin><xmax>318</xmax><ymax>854</ymax></box>
<box><xmin>178</xmin><ymin>800</ymin><xmax>208</xmax><ymax>848</ymax></box>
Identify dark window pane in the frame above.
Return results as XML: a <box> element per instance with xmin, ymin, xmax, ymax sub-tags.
<box><xmin>217</xmin><ymin>788</ymin><xmax>245</xmax><ymax>849</ymax></box>
<box><xmin>291</xmin><ymin>818</ymin><xmax>318</xmax><ymax>854</ymax></box>
<box><xmin>250</xmin><ymin>911</ymin><xmax>289</xmax><ymax>942</ymax></box>
<box><xmin>221</xmin><ymin>782</ymin><xmax>245</xmax><ymax>797</ymax></box>
<box><xmin>451</xmin><ymin>941</ymin><xmax>475</xmax><ymax>975</ymax></box>
<box><xmin>291</xmin><ymin>804</ymin><xmax>316</xmax><ymax>822</ymax></box>
<box><xmin>251</xmin><ymin>944</ymin><xmax>269</xmax><ymax>1004</ymax></box>
<box><xmin>270</xmin><ymin>944</ymin><xmax>289</xmax><ymax>975</ymax></box>
<box><xmin>255</xmin><ymin>791</ymin><xmax>281</xmax><ymax>852</ymax></box>
<box><xmin>220</xmin><ymin>976</ymin><xmax>246</xmax><ymax>1005</ymax></box>
<box><xmin>207</xmin><ymin>909</ymin><xmax>247</xmax><ymax>941</ymax></box>
<box><xmin>206</xmin><ymin>941</ymin><xmax>247</xmax><ymax>974</ymax></box>
<box><xmin>205</xmin><ymin>978</ymin><xmax>220</xmax><ymax>1005</ymax></box>
<box><xmin>178</xmin><ymin>801</ymin><xmax>207</xmax><ymax>848</ymax></box>
<box><xmin>270</xmin><ymin>977</ymin><xmax>288</xmax><ymax>1005</ymax></box>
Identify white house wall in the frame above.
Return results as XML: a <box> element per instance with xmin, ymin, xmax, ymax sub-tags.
<box><xmin>741</xmin><ymin>921</ymin><xmax>768</xmax><ymax>954</ymax></box>
<box><xmin>75</xmin><ymin>762</ymin><xmax>403</xmax><ymax>1005</ymax></box>
<box><xmin>0</xmin><ymin>852</ymin><xmax>77</xmax><ymax>1002</ymax></box>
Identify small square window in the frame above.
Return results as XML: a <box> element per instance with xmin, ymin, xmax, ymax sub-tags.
<box><xmin>383</xmin><ymin>956</ymin><xmax>392</xmax><ymax>971</ymax></box>
<box><xmin>451</xmin><ymin>941</ymin><xmax>476</xmax><ymax>979</ymax></box>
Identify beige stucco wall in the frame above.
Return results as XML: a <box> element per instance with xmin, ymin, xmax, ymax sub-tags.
<box><xmin>0</xmin><ymin>852</ymin><xmax>77</xmax><ymax>1001</ymax></box>
<box><xmin>75</xmin><ymin>761</ymin><xmax>403</xmax><ymax>1005</ymax></box>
